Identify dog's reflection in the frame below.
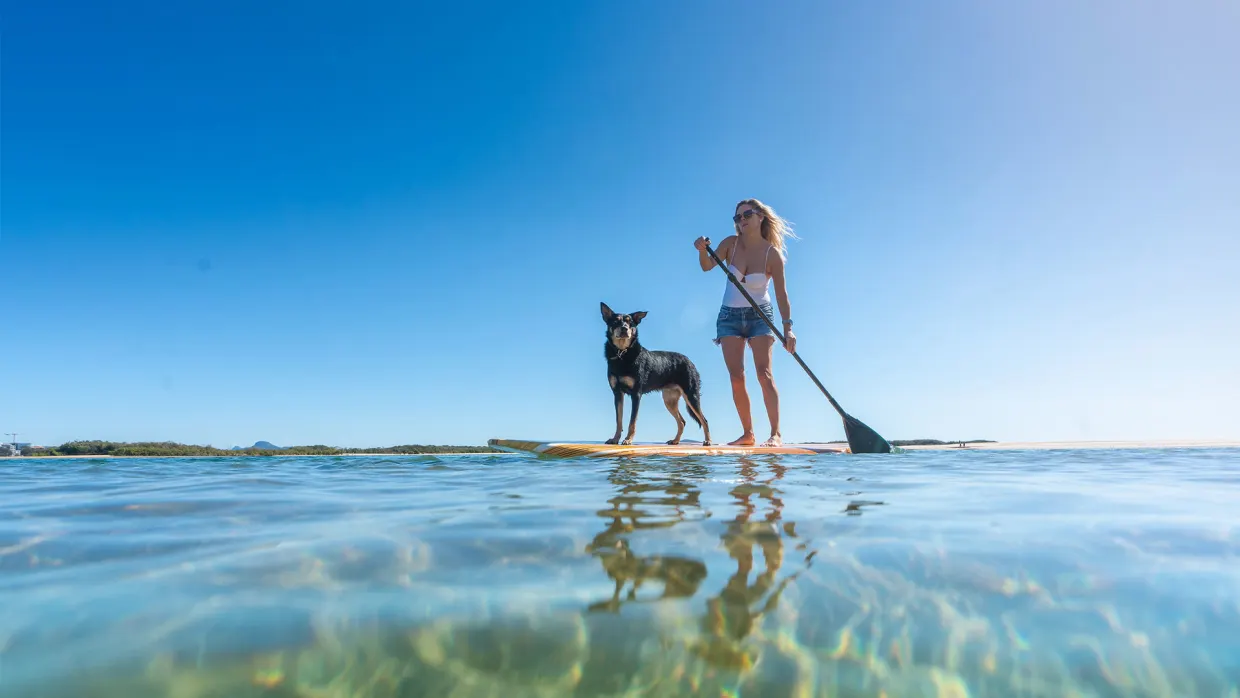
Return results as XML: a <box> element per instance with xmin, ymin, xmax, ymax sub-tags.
<box><xmin>583</xmin><ymin>458</ymin><xmax>810</xmax><ymax>671</ymax></box>
<box><xmin>585</xmin><ymin>464</ymin><xmax>710</xmax><ymax>612</ymax></box>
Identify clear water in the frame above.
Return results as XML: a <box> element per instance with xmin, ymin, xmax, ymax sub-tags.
<box><xmin>1</xmin><ymin>448</ymin><xmax>1237</xmax><ymax>697</ymax></box>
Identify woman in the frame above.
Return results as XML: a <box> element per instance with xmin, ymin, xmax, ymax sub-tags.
<box><xmin>693</xmin><ymin>199</ymin><xmax>797</xmax><ymax>447</ymax></box>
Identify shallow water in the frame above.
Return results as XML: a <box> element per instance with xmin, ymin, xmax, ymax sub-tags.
<box><xmin>1</xmin><ymin>448</ymin><xmax>1237</xmax><ymax>697</ymax></box>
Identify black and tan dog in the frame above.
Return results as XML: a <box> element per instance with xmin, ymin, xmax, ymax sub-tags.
<box><xmin>601</xmin><ymin>302</ymin><xmax>711</xmax><ymax>446</ymax></box>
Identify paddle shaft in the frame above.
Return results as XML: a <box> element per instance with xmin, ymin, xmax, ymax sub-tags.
<box><xmin>703</xmin><ymin>243</ymin><xmax>849</xmax><ymax>420</ymax></box>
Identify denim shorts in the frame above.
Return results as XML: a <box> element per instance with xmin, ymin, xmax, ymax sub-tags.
<box><xmin>715</xmin><ymin>303</ymin><xmax>777</xmax><ymax>344</ymax></box>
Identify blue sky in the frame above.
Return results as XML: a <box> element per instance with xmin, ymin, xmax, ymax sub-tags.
<box><xmin>3</xmin><ymin>0</ymin><xmax>1237</xmax><ymax>448</ymax></box>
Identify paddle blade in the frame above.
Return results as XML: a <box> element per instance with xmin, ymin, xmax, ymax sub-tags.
<box><xmin>843</xmin><ymin>414</ymin><xmax>892</xmax><ymax>454</ymax></box>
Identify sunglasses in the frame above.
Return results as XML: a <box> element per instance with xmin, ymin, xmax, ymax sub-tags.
<box><xmin>732</xmin><ymin>209</ymin><xmax>759</xmax><ymax>223</ymax></box>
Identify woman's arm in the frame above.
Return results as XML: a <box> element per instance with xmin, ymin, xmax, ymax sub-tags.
<box><xmin>768</xmin><ymin>250</ymin><xmax>797</xmax><ymax>352</ymax></box>
<box><xmin>695</xmin><ymin>235</ymin><xmax>734</xmax><ymax>271</ymax></box>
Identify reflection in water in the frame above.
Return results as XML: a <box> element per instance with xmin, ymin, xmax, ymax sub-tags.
<box><xmin>582</xmin><ymin>457</ymin><xmax>821</xmax><ymax>674</ymax></box>
<box><xmin>691</xmin><ymin>457</ymin><xmax>809</xmax><ymax>671</ymax></box>
<box><xmin>582</xmin><ymin>457</ymin><xmax>818</xmax><ymax>673</ymax></box>
<box><xmin>585</xmin><ymin>463</ymin><xmax>709</xmax><ymax>612</ymax></box>
<box><xmin>842</xmin><ymin>499</ymin><xmax>886</xmax><ymax>516</ymax></box>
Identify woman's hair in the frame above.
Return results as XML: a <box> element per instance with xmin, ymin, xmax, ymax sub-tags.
<box><xmin>735</xmin><ymin>198</ymin><xmax>798</xmax><ymax>258</ymax></box>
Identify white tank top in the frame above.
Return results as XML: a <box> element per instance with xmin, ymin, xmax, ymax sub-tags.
<box><xmin>722</xmin><ymin>240</ymin><xmax>775</xmax><ymax>307</ymax></box>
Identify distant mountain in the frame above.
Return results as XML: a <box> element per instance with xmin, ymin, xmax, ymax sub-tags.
<box><xmin>230</xmin><ymin>441</ymin><xmax>284</xmax><ymax>450</ymax></box>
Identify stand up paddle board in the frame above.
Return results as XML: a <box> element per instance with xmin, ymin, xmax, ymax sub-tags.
<box><xmin>487</xmin><ymin>439</ymin><xmax>848</xmax><ymax>458</ymax></box>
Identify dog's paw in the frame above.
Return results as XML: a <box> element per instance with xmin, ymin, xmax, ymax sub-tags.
<box><xmin>702</xmin><ymin>440</ymin><xmax>713</xmax><ymax>446</ymax></box>
<box><xmin>620</xmin><ymin>438</ymin><xmax>634</xmax><ymax>445</ymax></box>
<box><xmin>666</xmin><ymin>439</ymin><xmax>681</xmax><ymax>445</ymax></box>
<box><xmin>605</xmin><ymin>437</ymin><xmax>619</xmax><ymax>445</ymax></box>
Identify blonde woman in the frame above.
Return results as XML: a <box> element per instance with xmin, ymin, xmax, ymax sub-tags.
<box><xmin>693</xmin><ymin>199</ymin><xmax>798</xmax><ymax>447</ymax></box>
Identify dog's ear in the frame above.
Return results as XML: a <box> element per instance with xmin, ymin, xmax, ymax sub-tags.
<box><xmin>631</xmin><ymin>311</ymin><xmax>648</xmax><ymax>324</ymax></box>
<box><xmin>600</xmin><ymin>302</ymin><xmax>615</xmax><ymax>321</ymax></box>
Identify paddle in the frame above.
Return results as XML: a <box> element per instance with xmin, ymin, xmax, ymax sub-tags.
<box><xmin>702</xmin><ymin>242</ymin><xmax>892</xmax><ymax>454</ymax></box>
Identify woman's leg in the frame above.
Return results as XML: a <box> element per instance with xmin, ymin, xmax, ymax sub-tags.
<box><xmin>720</xmin><ymin>336</ymin><xmax>755</xmax><ymax>445</ymax></box>
<box><xmin>748</xmin><ymin>336</ymin><xmax>781</xmax><ymax>446</ymax></box>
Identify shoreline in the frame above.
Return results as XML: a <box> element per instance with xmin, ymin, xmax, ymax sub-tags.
<box><xmin>3</xmin><ymin>452</ymin><xmax>517</xmax><ymax>460</ymax></box>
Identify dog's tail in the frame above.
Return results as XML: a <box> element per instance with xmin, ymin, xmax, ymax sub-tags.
<box><xmin>684</xmin><ymin>368</ymin><xmax>705</xmax><ymax>428</ymax></box>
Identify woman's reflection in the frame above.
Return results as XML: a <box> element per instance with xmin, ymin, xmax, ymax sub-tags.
<box><xmin>693</xmin><ymin>457</ymin><xmax>802</xmax><ymax>670</ymax></box>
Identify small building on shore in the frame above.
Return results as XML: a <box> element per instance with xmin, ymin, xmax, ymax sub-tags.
<box><xmin>2</xmin><ymin>442</ymin><xmax>36</xmax><ymax>456</ymax></box>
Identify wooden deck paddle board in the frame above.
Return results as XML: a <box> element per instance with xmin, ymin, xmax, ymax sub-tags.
<box><xmin>487</xmin><ymin>439</ymin><xmax>848</xmax><ymax>458</ymax></box>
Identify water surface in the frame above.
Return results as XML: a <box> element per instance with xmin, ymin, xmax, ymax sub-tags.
<box><xmin>2</xmin><ymin>448</ymin><xmax>1237</xmax><ymax>697</ymax></box>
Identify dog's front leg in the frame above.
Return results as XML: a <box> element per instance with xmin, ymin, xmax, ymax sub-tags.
<box><xmin>606</xmin><ymin>389</ymin><xmax>624</xmax><ymax>444</ymax></box>
<box><xmin>621</xmin><ymin>392</ymin><xmax>641</xmax><ymax>445</ymax></box>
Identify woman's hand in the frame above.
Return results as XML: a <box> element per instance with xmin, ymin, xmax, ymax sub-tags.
<box><xmin>784</xmin><ymin>329</ymin><xmax>797</xmax><ymax>353</ymax></box>
<box><xmin>695</xmin><ymin>236</ymin><xmax>717</xmax><ymax>271</ymax></box>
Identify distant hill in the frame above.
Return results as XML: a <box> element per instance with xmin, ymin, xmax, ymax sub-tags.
<box><xmin>232</xmin><ymin>441</ymin><xmax>283</xmax><ymax>450</ymax></box>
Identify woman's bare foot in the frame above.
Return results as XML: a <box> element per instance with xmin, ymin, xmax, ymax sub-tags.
<box><xmin>728</xmin><ymin>433</ymin><xmax>756</xmax><ymax>446</ymax></box>
<box><xmin>760</xmin><ymin>434</ymin><xmax>783</xmax><ymax>447</ymax></box>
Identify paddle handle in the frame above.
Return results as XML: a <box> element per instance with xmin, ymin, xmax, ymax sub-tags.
<box><xmin>703</xmin><ymin>243</ymin><xmax>848</xmax><ymax>420</ymax></box>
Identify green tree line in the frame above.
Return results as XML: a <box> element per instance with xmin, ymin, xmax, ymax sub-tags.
<box><xmin>20</xmin><ymin>440</ymin><xmax>504</xmax><ymax>457</ymax></box>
